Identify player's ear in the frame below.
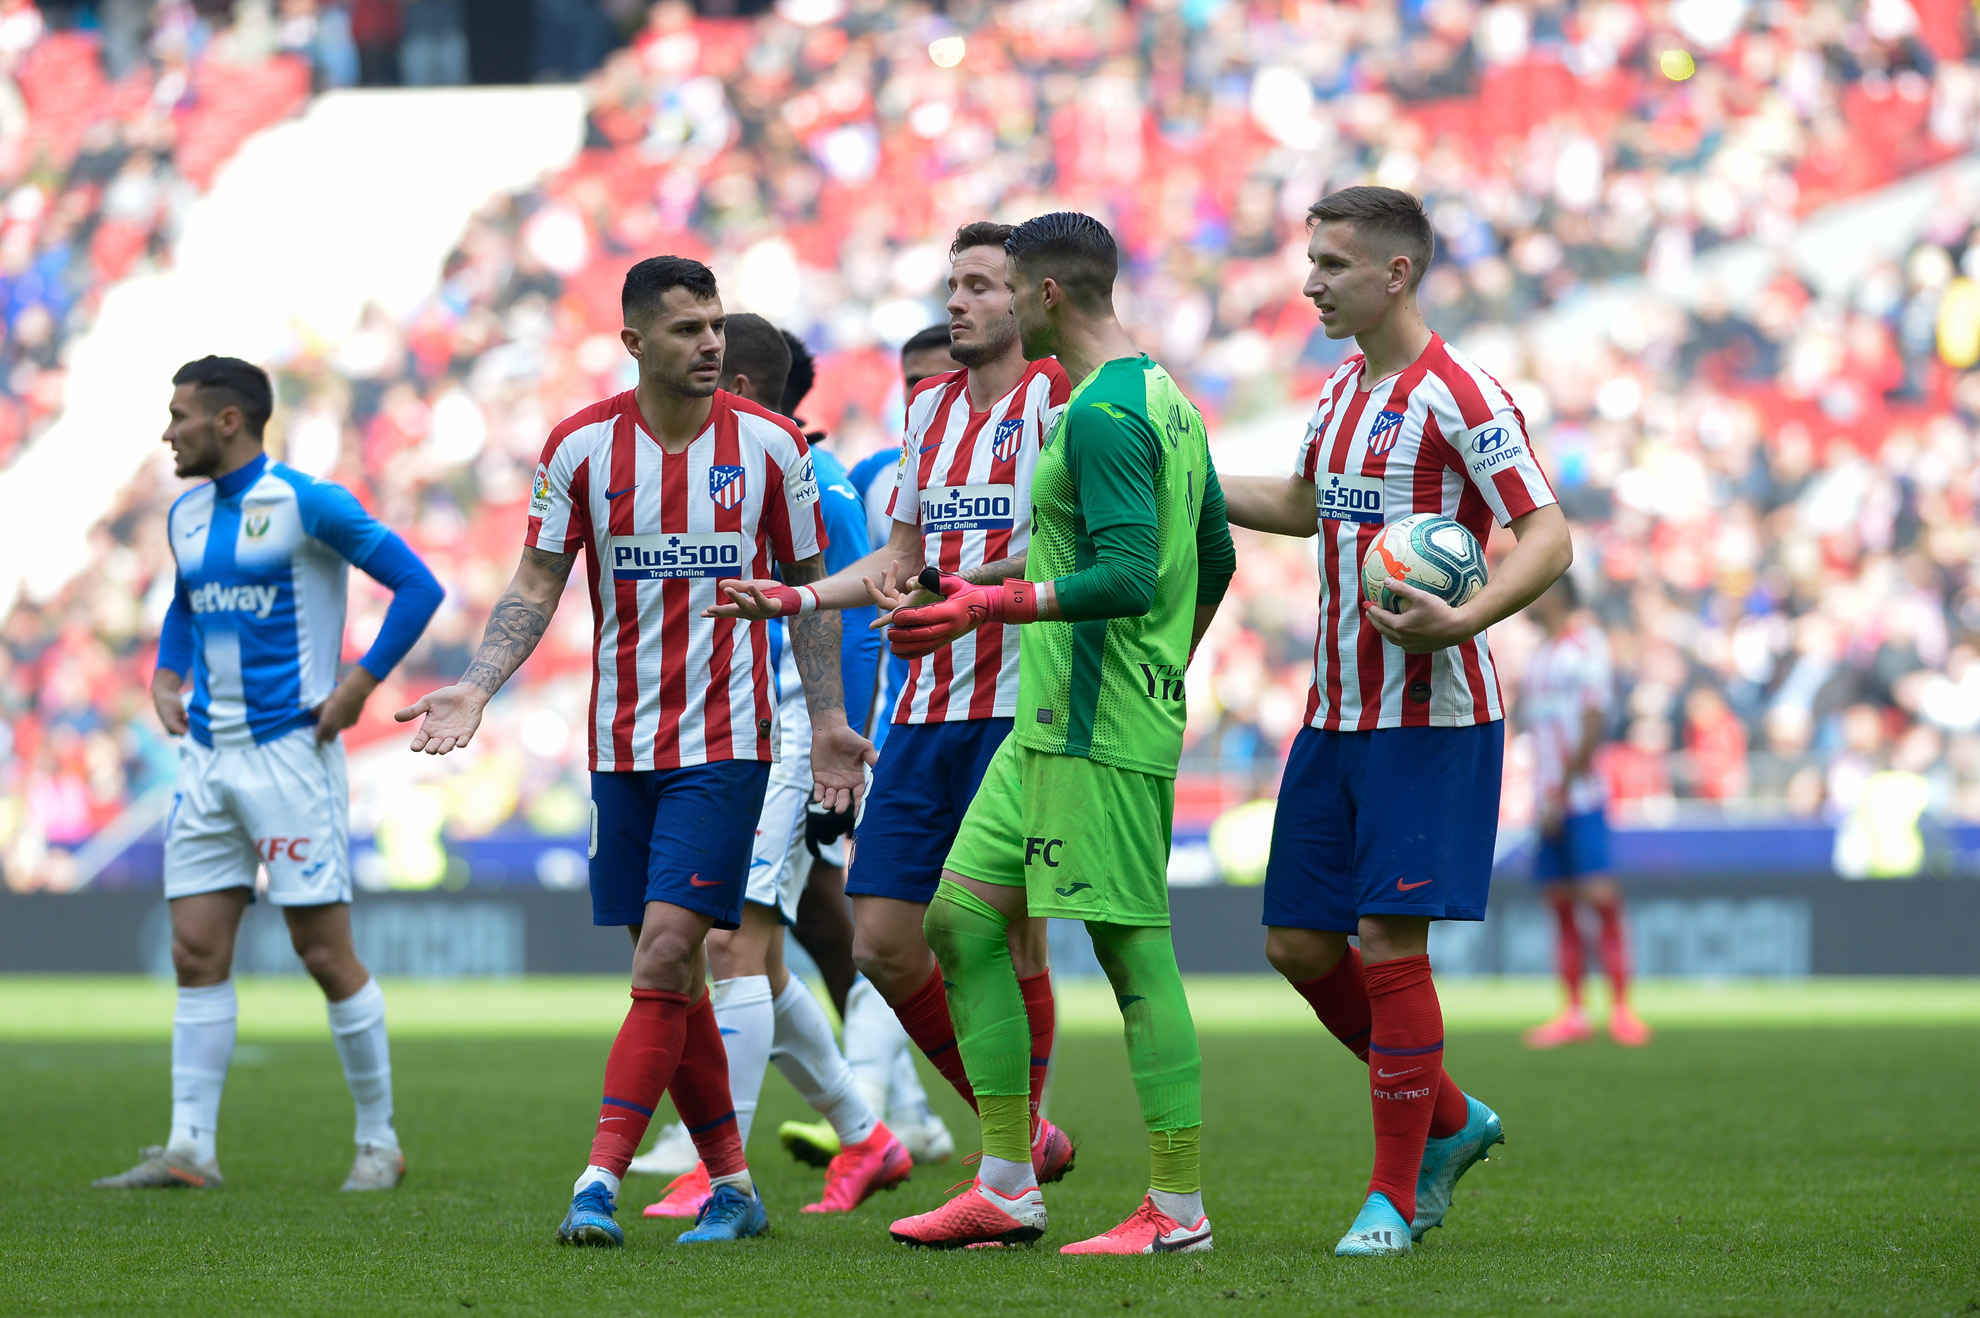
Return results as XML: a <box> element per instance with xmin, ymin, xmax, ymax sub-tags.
<box><xmin>1390</xmin><ymin>255</ymin><xmax>1413</xmax><ymax>297</ymax></box>
<box><xmin>619</xmin><ymin>326</ymin><xmax>644</xmax><ymax>360</ymax></box>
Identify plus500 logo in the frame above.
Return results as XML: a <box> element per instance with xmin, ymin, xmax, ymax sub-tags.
<box><xmin>921</xmin><ymin>483</ymin><xmax>1016</xmax><ymax>533</ymax></box>
<box><xmin>611</xmin><ymin>533</ymin><xmax>744</xmax><ymax>580</ymax></box>
<box><xmin>189</xmin><ymin>583</ymin><xmax>280</xmax><ymax>619</ymax></box>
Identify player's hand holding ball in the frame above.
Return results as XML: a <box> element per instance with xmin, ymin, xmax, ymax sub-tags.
<box><xmin>394</xmin><ymin>683</ymin><xmax>488</xmax><ymax>755</ymax></box>
<box><xmin>1360</xmin><ymin>513</ymin><xmax>1489</xmax><ymax>655</ymax></box>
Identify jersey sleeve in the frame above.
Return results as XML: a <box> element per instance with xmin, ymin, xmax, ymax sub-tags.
<box><xmin>157</xmin><ymin>573</ymin><xmax>194</xmax><ymax>679</ymax></box>
<box><xmin>1448</xmin><ymin>379</ymin><xmax>1556</xmax><ymax>526</ymax></box>
<box><xmin>1195</xmin><ymin>460</ymin><xmax>1235</xmax><ymax>606</ymax></box>
<box><xmin>1293</xmin><ymin>403</ymin><xmax>1326</xmax><ymax>481</ymax></box>
<box><xmin>767</xmin><ymin>436</ymin><xmax>824</xmax><ymax>563</ymax></box>
<box><xmin>1052</xmin><ymin>396</ymin><xmax>1162</xmax><ymax>621</ymax></box>
<box><xmin>292</xmin><ymin>475</ymin><xmax>444</xmax><ymax>680</ymax></box>
<box><xmin>526</xmin><ymin>430</ymin><xmax>586</xmax><ymax>555</ymax></box>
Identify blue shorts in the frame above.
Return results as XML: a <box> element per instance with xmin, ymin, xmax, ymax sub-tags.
<box><xmin>846</xmin><ymin>718</ymin><xmax>1012</xmax><ymax>905</ymax></box>
<box><xmin>1262</xmin><ymin>722</ymin><xmax>1504</xmax><ymax>930</ymax></box>
<box><xmin>589</xmin><ymin>761</ymin><xmax>772</xmax><ymax>930</ymax></box>
<box><xmin>1532</xmin><ymin>808</ymin><xmax>1610</xmax><ymax>882</ymax></box>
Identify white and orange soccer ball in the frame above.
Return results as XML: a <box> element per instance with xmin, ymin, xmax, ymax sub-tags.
<box><xmin>1360</xmin><ymin>513</ymin><xmax>1488</xmax><ymax>613</ymax></box>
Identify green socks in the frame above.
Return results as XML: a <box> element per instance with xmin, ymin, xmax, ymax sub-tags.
<box><xmin>1149</xmin><ymin>1124</ymin><xmax>1201</xmax><ymax>1194</ymax></box>
<box><xmin>924</xmin><ymin>880</ymin><xmax>1032</xmax><ymax>1163</ymax></box>
<box><xmin>1087</xmin><ymin>921</ymin><xmax>1203</xmax><ymax>1135</ymax></box>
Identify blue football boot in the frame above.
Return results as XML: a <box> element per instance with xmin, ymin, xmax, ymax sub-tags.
<box><xmin>1334</xmin><ymin>1192</ymin><xmax>1412</xmax><ymax>1257</ymax></box>
<box><xmin>676</xmin><ymin>1182</ymin><xmax>769</xmax><ymax>1243</ymax></box>
<box><xmin>1412</xmin><ymin>1095</ymin><xmax>1504</xmax><ymax>1241</ymax></box>
<box><xmin>556</xmin><ymin>1181</ymin><xmax>625</xmax><ymax>1247</ymax></box>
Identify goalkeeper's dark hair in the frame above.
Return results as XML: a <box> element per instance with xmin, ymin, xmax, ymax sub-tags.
<box><xmin>778</xmin><ymin>328</ymin><xmax>815</xmax><ymax>419</ymax></box>
<box><xmin>172</xmin><ymin>355</ymin><xmax>272</xmax><ymax>438</ymax></box>
<box><xmin>718</xmin><ymin>312</ymin><xmax>791</xmax><ymax>411</ymax></box>
<box><xmin>1005</xmin><ymin>212</ymin><xmax>1117</xmax><ymax>310</ymax></box>
<box><xmin>1307</xmin><ymin>186</ymin><xmax>1434</xmax><ymax>290</ymax></box>
<box><xmin>622</xmin><ymin>254</ymin><xmax>718</xmax><ymax>326</ymax></box>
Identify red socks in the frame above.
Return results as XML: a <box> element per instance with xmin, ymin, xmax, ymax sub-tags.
<box><xmin>1594</xmin><ymin>901</ymin><xmax>1630</xmax><ymax>1007</ymax></box>
<box><xmin>589</xmin><ymin>987</ymin><xmax>689</xmax><ymax>1178</ymax></box>
<box><xmin>668</xmin><ymin>991</ymin><xmax>748</xmax><ymax>1180</ymax></box>
<box><xmin>1017</xmin><ymin>969</ymin><xmax>1055</xmax><ymax>1125</ymax></box>
<box><xmin>1548</xmin><ymin>893</ymin><xmax>1586</xmax><ymax>1007</ymax></box>
<box><xmin>1363</xmin><ymin>954</ymin><xmax>1445</xmax><ymax>1222</ymax></box>
<box><xmin>1292</xmin><ymin>947</ymin><xmax>1468</xmax><ymax>1140</ymax></box>
<box><xmin>893</xmin><ymin>965</ymin><xmax>977</xmax><ymax>1111</ymax></box>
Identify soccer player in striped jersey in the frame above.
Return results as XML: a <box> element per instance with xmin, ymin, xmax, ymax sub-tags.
<box><xmin>95</xmin><ymin>356</ymin><xmax>442</xmax><ymax>1196</ymax></box>
<box><xmin>634</xmin><ymin>313</ymin><xmax>913</xmax><ymax>1219</ymax></box>
<box><xmin>1220</xmin><ymin>186</ymin><xmax>1573</xmax><ymax>1256</ymax></box>
<box><xmin>397</xmin><ymin>257</ymin><xmax>875</xmax><ymax>1248</ymax></box>
<box><xmin>883</xmin><ymin>212</ymin><xmax>1235</xmax><ymax>1254</ymax></box>
<box><xmin>704</xmin><ymin>222</ymin><xmax>1076</xmax><ymax>1186</ymax></box>
<box><xmin>1518</xmin><ymin>575</ymin><xmax>1650</xmax><ymax>1049</ymax></box>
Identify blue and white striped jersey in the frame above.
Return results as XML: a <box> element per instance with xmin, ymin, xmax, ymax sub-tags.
<box><xmin>158</xmin><ymin>453</ymin><xmax>442</xmax><ymax>749</ymax></box>
<box><xmin>768</xmin><ymin>446</ymin><xmax>882</xmax><ymax>735</ymax></box>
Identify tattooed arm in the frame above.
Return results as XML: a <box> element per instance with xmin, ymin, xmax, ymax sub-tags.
<box><xmin>395</xmin><ymin>546</ymin><xmax>577</xmax><ymax>754</ymax></box>
<box><xmin>784</xmin><ymin>554</ymin><xmax>878</xmax><ymax>812</ymax></box>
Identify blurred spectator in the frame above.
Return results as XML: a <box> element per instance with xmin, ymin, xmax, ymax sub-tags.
<box><xmin>16</xmin><ymin>0</ymin><xmax>1980</xmax><ymax>890</ymax></box>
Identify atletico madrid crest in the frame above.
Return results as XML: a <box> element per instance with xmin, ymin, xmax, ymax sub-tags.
<box><xmin>991</xmin><ymin>417</ymin><xmax>1024</xmax><ymax>461</ymax></box>
<box><xmin>1366</xmin><ymin>409</ymin><xmax>1407</xmax><ymax>455</ymax></box>
<box><xmin>709</xmin><ymin>464</ymin><xmax>747</xmax><ymax>510</ymax></box>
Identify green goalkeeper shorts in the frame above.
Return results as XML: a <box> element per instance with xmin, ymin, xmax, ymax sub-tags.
<box><xmin>943</xmin><ymin>738</ymin><xmax>1175</xmax><ymax>927</ymax></box>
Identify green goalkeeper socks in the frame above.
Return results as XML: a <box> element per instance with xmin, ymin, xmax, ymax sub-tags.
<box><xmin>924</xmin><ymin>880</ymin><xmax>1032</xmax><ymax>1164</ymax></box>
<box><xmin>1149</xmin><ymin>1124</ymin><xmax>1202</xmax><ymax>1194</ymax></box>
<box><xmin>1087</xmin><ymin>921</ymin><xmax>1203</xmax><ymax>1137</ymax></box>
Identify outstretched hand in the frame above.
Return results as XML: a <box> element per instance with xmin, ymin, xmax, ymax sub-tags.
<box><xmin>862</xmin><ymin>560</ymin><xmax>936</xmax><ymax>627</ymax></box>
<box><xmin>394</xmin><ymin>683</ymin><xmax>489</xmax><ymax>755</ymax></box>
<box><xmin>704</xmin><ymin>579</ymin><xmax>807</xmax><ymax>621</ymax></box>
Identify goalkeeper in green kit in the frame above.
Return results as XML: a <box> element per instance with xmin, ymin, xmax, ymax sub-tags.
<box><xmin>881</xmin><ymin>213</ymin><xmax>1236</xmax><ymax>1254</ymax></box>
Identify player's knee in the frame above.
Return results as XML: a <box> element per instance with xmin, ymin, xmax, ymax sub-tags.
<box><xmin>1006</xmin><ymin>918</ymin><xmax>1049</xmax><ymax>979</ymax></box>
<box><xmin>1264</xmin><ymin>927</ymin><xmax>1340</xmax><ymax>982</ymax></box>
<box><xmin>852</xmin><ymin>927</ymin><xmax>929</xmax><ymax>997</ymax></box>
<box><xmin>170</xmin><ymin>935</ymin><xmax>225</xmax><ymax>984</ymax></box>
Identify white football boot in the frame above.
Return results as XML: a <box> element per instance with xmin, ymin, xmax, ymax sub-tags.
<box><xmin>627</xmin><ymin>1122</ymin><xmax>699</xmax><ymax>1177</ymax></box>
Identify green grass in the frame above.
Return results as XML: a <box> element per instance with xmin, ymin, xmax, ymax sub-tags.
<box><xmin>2</xmin><ymin>978</ymin><xmax>1977</xmax><ymax>1316</ymax></box>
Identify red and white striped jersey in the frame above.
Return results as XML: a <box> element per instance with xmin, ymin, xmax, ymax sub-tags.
<box><xmin>885</xmin><ymin>358</ymin><xmax>1070</xmax><ymax>724</ymax></box>
<box><xmin>526</xmin><ymin>389</ymin><xmax>825</xmax><ymax>772</ymax></box>
<box><xmin>1295</xmin><ymin>333</ymin><xmax>1556</xmax><ymax>730</ymax></box>
<box><xmin>1521</xmin><ymin>620</ymin><xmax>1614</xmax><ymax>815</ymax></box>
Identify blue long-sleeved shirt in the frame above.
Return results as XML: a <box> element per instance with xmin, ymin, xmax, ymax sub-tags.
<box><xmin>158</xmin><ymin>453</ymin><xmax>443</xmax><ymax>748</ymax></box>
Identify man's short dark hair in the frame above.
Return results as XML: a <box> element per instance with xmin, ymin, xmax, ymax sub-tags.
<box><xmin>950</xmin><ymin>220</ymin><xmax>1014</xmax><ymax>258</ymax></box>
<box><xmin>622</xmin><ymin>255</ymin><xmax>718</xmax><ymax>325</ymax></box>
<box><xmin>901</xmin><ymin>323</ymin><xmax>952</xmax><ymax>360</ymax></box>
<box><xmin>720</xmin><ymin>313</ymin><xmax>792</xmax><ymax>409</ymax></box>
<box><xmin>1307</xmin><ymin>186</ymin><xmax>1434</xmax><ymax>290</ymax></box>
<box><xmin>1004</xmin><ymin>212</ymin><xmax>1117</xmax><ymax>310</ymax></box>
<box><xmin>778</xmin><ymin>329</ymin><xmax>815</xmax><ymax>419</ymax></box>
<box><xmin>172</xmin><ymin>355</ymin><xmax>272</xmax><ymax>437</ymax></box>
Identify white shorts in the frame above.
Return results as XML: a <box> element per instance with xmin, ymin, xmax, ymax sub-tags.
<box><xmin>164</xmin><ymin>726</ymin><xmax>351</xmax><ymax>906</ymax></box>
<box><xmin>746</xmin><ymin>692</ymin><xmax>848</xmax><ymax>922</ymax></box>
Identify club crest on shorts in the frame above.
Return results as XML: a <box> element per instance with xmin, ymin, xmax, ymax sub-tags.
<box><xmin>991</xmin><ymin>417</ymin><xmax>1025</xmax><ymax>461</ymax></box>
<box><xmin>709</xmin><ymin>464</ymin><xmax>747</xmax><ymax>510</ymax></box>
<box><xmin>1367</xmin><ymin>409</ymin><xmax>1407</xmax><ymax>455</ymax></box>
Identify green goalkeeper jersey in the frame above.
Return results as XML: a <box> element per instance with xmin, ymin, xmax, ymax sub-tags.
<box><xmin>1016</xmin><ymin>355</ymin><xmax>1232</xmax><ymax>779</ymax></box>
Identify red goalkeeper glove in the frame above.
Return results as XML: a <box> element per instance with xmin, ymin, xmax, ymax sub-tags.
<box><xmin>887</xmin><ymin>573</ymin><xmax>1041</xmax><ymax>659</ymax></box>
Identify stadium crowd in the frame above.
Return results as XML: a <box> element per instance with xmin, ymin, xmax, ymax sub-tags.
<box><xmin>8</xmin><ymin>0</ymin><xmax>1980</xmax><ymax>889</ymax></box>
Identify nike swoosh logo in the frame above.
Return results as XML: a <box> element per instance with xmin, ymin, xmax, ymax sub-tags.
<box><xmin>688</xmin><ymin>875</ymin><xmax>723</xmax><ymax>887</ymax></box>
<box><xmin>919</xmin><ymin>443</ymin><xmax>940</xmax><ymax>453</ymax></box>
<box><xmin>1154</xmin><ymin>1228</ymin><xmax>1213</xmax><ymax>1253</ymax></box>
<box><xmin>1396</xmin><ymin>878</ymin><xmax>1433</xmax><ymax>891</ymax></box>
<box><xmin>1376</xmin><ymin>1067</ymin><xmax>1423</xmax><ymax>1080</ymax></box>
<box><xmin>605</xmin><ymin>484</ymin><xmax>638</xmax><ymax>500</ymax></box>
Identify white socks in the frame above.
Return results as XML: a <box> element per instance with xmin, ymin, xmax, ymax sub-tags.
<box><xmin>326</xmin><ymin>978</ymin><xmax>397</xmax><ymax>1150</ymax></box>
<box><xmin>889</xmin><ymin>1049</ymin><xmax>935</xmax><ymax>1126</ymax></box>
<box><xmin>168</xmin><ymin>980</ymin><xmax>237</xmax><ymax>1167</ymax></box>
<box><xmin>1151</xmin><ymin>1188</ymin><xmax>1205</xmax><ymax>1226</ymax></box>
<box><xmin>844</xmin><ymin>975</ymin><xmax>912</xmax><ymax>1120</ymax></box>
<box><xmin>978</xmin><ymin>1152</ymin><xmax>1036</xmax><ymax>1197</ymax></box>
<box><xmin>574</xmin><ymin>1166</ymin><xmax>621</xmax><ymax>1205</ymax></box>
<box><xmin>768</xmin><ymin>977</ymin><xmax>879</xmax><ymax>1147</ymax></box>
<box><xmin>710</xmin><ymin>975</ymin><xmax>775</xmax><ymax>1149</ymax></box>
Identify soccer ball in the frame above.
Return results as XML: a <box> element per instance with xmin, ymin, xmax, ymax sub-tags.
<box><xmin>1360</xmin><ymin>513</ymin><xmax>1488</xmax><ymax>613</ymax></box>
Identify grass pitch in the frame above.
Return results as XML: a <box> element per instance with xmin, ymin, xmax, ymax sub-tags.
<box><xmin>2</xmin><ymin>977</ymin><xmax>1976</xmax><ymax>1317</ymax></box>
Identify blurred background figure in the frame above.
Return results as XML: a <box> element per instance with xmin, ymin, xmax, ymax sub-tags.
<box><xmin>1518</xmin><ymin>576</ymin><xmax>1650</xmax><ymax>1049</ymax></box>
